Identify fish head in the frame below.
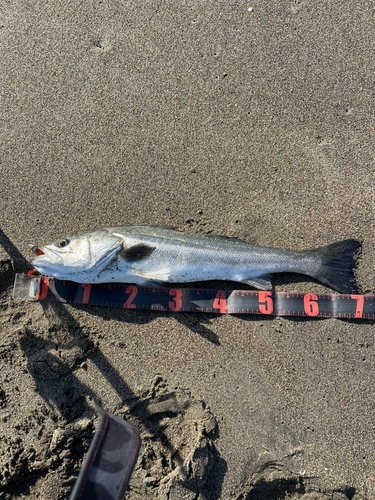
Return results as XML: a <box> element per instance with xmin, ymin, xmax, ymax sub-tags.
<box><xmin>31</xmin><ymin>229</ymin><xmax>123</xmax><ymax>282</ymax></box>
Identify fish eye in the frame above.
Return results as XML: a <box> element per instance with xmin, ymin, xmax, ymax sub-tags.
<box><xmin>57</xmin><ymin>238</ymin><xmax>70</xmax><ymax>248</ymax></box>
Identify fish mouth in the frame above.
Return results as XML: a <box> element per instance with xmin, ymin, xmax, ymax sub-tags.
<box><xmin>31</xmin><ymin>247</ymin><xmax>63</xmax><ymax>268</ymax></box>
<box><xmin>29</xmin><ymin>244</ymin><xmax>44</xmax><ymax>256</ymax></box>
<box><xmin>31</xmin><ymin>247</ymin><xmax>65</xmax><ymax>279</ymax></box>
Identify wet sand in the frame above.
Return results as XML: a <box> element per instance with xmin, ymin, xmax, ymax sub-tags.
<box><xmin>0</xmin><ymin>1</ymin><xmax>374</xmax><ymax>498</ymax></box>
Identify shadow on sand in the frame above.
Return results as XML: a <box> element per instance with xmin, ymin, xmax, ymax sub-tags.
<box><xmin>0</xmin><ymin>228</ymin><xmax>227</xmax><ymax>499</ymax></box>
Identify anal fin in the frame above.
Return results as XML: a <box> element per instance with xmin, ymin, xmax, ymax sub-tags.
<box><xmin>134</xmin><ymin>268</ymin><xmax>170</xmax><ymax>282</ymax></box>
<box><xmin>241</xmin><ymin>274</ymin><xmax>273</xmax><ymax>290</ymax></box>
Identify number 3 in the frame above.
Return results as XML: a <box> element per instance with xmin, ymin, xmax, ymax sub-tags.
<box><xmin>169</xmin><ymin>289</ymin><xmax>182</xmax><ymax>311</ymax></box>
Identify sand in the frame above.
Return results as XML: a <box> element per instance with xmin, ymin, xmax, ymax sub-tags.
<box><xmin>0</xmin><ymin>0</ymin><xmax>374</xmax><ymax>498</ymax></box>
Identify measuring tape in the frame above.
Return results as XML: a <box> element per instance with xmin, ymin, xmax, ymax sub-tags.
<box><xmin>12</xmin><ymin>273</ymin><xmax>374</xmax><ymax>319</ymax></box>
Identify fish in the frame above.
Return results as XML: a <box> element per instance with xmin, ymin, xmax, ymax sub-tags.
<box><xmin>30</xmin><ymin>225</ymin><xmax>361</xmax><ymax>293</ymax></box>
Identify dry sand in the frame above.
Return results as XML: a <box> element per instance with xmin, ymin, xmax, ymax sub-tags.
<box><xmin>0</xmin><ymin>0</ymin><xmax>374</xmax><ymax>498</ymax></box>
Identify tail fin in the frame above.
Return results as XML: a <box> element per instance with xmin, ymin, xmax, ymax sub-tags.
<box><xmin>310</xmin><ymin>239</ymin><xmax>361</xmax><ymax>294</ymax></box>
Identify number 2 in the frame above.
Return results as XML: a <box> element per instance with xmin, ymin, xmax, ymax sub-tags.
<box><xmin>123</xmin><ymin>286</ymin><xmax>137</xmax><ymax>309</ymax></box>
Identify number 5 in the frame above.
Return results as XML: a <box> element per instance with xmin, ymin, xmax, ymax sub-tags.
<box><xmin>259</xmin><ymin>291</ymin><xmax>273</xmax><ymax>314</ymax></box>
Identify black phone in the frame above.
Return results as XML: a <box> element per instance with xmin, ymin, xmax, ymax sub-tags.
<box><xmin>69</xmin><ymin>411</ymin><xmax>141</xmax><ymax>500</ymax></box>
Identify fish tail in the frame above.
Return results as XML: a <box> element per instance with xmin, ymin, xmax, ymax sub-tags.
<box><xmin>309</xmin><ymin>239</ymin><xmax>361</xmax><ymax>294</ymax></box>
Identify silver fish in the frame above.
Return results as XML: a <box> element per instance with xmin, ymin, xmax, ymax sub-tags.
<box><xmin>30</xmin><ymin>225</ymin><xmax>361</xmax><ymax>293</ymax></box>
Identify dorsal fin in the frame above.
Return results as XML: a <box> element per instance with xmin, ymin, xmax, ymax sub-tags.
<box><xmin>204</xmin><ymin>234</ymin><xmax>242</xmax><ymax>242</ymax></box>
<box><xmin>147</xmin><ymin>225</ymin><xmax>181</xmax><ymax>231</ymax></box>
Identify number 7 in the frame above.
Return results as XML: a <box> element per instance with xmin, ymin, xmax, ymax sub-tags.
<box><xmin>351</xmin><ymin>295</ymin><xmax>364</xmax><ymax>318</ymax></box>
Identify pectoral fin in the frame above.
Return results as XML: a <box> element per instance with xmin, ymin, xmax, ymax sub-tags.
<box><xmin>119</xmin><ymin>244</ymin><xmax>156</xmax><ymax>263</ymax></box>
<box><xmin>242</xmin><ymin>274</ymin><xmax>273</xmax><ymax>290</ymax></box>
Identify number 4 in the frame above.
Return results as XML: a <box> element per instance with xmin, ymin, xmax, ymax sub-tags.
<box><xmin>213</xmin><ymin>291</ymin><xmax>227</xmax><ymax>313</ymax></box>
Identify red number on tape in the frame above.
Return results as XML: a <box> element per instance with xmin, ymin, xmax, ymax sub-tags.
<box><xmin>213</xmin><ymin>290</ymin><xmax>227</xmax><ymax>313</ymax></box>
<box><xmin>304</xmin><ymin>293</ymin><xmax>319</xmax><ymax>316</ymax></box>
<box><xmin>351</xmin><ymin>295</ymin><xmax>364</xmax><ymax>318</ymax></box>
<box><xmin>81</xmin><ymin>284</ymin><xmax>92</xmax><ymax>304</ymax></box>
<box><xmin>123</xmin><ymin>285</ymin><xmax>137</xmax><ymax>309</ymax></box>
<box><xmin>259</xmin><ymin>291</ymin><xmax>273</xmax><ymax>314</ymax></box>
<box><xmin>169</xmin><ymin>289</ymin><xmax>182</xmax><ymax>311</ymax></box>
<box><xmin>38</xmin><ymin>278</ymin><xmax>49</xmax><ymax>300</ymax></box>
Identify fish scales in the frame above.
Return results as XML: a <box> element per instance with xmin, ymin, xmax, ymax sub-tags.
<box><xmin>105</xmin><ymin>228</ymin><xmax>317</xmax><ymax>283</ymax></box>
<box><xmin>30</xmin><ymin>225</ymin><xmax>361</xmax><ymax>293</ymax></box>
